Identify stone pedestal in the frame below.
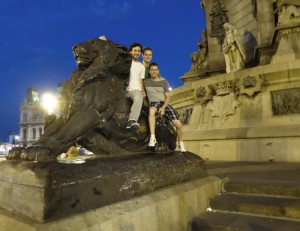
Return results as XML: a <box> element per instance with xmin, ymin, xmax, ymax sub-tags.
<box><xmin>0</xmin><ymin>152</ymin><xmax>206</xmax><ymax>223</ymax></box>
<box><xmin>0</xmin><ymin>175</ymin><xmax>221</xmax><ymax>231</ymax></box>
<box><xmin>171</xmin><ymin>58</ymin><xmax>300</xmax><ymax>162</ymax></box>
<box><xmin>171</xmin><ymin>10</ymin><xmax>300</xmax><ymax>162</ymax></box>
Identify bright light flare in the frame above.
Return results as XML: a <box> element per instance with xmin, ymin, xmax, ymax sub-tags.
<box><xmin>41</xmin><ymin>93</ymin><xmax>58</xmax><ymax>114</ymax></box>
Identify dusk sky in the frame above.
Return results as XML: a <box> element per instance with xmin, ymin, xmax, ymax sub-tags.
<box><xmin>0</xmin><ymin>0</ymin><xmax>206</xmax><ymax>142</ymax></box>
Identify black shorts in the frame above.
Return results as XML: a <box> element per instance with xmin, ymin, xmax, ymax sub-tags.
<box><xmin>149</xmin><ymin>101</ymin><xmax>179</xmax><ymax>121</ymax></box>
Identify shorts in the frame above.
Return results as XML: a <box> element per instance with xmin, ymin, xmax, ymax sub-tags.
<box><xmin>149</xmin><ymin>101</ymin><xmax>179</xmax><ymax>121</ymax></box>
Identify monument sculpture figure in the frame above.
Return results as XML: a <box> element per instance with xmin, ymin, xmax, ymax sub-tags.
<box><xmin>7</xmin><ymin>38</ymin><xmax>177</xmax><ymax>162</ymax></box>
<box><xmin>222</xmin><ymin>23</ymin><xmax>246</xmax><ymax>73</ymax></box>
<box><xmin>190</xmin><ymin>29</ymin><xmax>208</xmax><ymax>73</ymax></box>
<box><xmin>276</xmin><ymin>2</ymin><xmax>300</xmax><ymax>25</ymax></box>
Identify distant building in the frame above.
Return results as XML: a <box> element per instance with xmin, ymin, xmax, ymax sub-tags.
<box><xmin>8</xmin><ymin>131</ymin><xmax>16</xmax><ymax>144</ymax></box>
<box><xmin>19</xmin><ymin>88</ymin><xmax>45</xmax><ymax>147</ymax></box>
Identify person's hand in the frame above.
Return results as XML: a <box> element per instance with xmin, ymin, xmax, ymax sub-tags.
<box><xmin>159</xmin><ymin>107</ymin><xmax>165</xmax><ymax>116</ymax></box>
<box><xmin>99</xmin><ymin>35</ymin><xmax>107</xmax><ymax>41</ymax></box>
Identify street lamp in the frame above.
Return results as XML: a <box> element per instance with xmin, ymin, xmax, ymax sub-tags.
<box><xmin>41</xmin><ymin>93</ymin><xmax>58</xmax><ymax>114</ymax></box>
<box><xmin>41</xmin><ymin>93</ymin><xmax>58</xmax><ymax>130</ymax></box>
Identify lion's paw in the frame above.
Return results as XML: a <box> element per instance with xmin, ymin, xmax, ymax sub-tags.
<box><xmin>6</xmin><ymin>147</ymin><xmax>25</xmax><ymax>160</ymax></box>
<box><xmin>20</xmin><ymin>146</ymin><xmax>56</xmax><ymax>162</ymax></box>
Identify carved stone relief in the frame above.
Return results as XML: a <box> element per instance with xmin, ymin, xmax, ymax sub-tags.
<box><xmin>207</xmin><ymin>93</ymin><xmax>240</xmax><ymax>123</ymax></box>
<box><xmin>190</xmin><ymin>29</ymin><xmax>209</xmax><ymax>74</ymax></box>
<box><xmin>210</xmin><ymin>0</ymin><xmax>228</xmax><ymax>46</ymax></box>
<box><xmin>209</xmin><ymin>79</ymin><xmax>238</xmax><ymax>96</ymax></box>
<box><xmin>177</xmin><ymin>107</ymin><xmax>193</xmax><ymax>125</ymax></box>
<box><xmin>275</xmin><ymin>1</ymin><xmax>300</xmax><ymax>26</ymax></box>
<box><xmin>194</xmin><ymin>85</ymin><xmax>212</xmax><ymax>104</ymax></box>
<box><xmin>237</xmin><ymin>75</ymin><xmax>264</xmax><ymax>97</ymax></box>
<box><xmin>271</xmin><ymin>88</ymin><xmax>300</xmax><ymax>115</ymax></box>
<box><xmin>251</xmin><ymin>0</ymin><xmax>257</xmax><ymax>18</ymax></box>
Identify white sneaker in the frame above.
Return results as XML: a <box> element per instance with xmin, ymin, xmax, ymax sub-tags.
<box><xmin>148</xmin><ymin>136</ymin><xmax>157</xmax><ymax>147</ymax></box>
<box><xmin>178</xmin><ymin>141</ymin><xmax>186</xmax><ymax>152</ymax></box>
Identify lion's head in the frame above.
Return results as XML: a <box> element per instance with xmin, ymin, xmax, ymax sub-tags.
<box><xmin>72</xmin><ymin>38</ymin><xmax>132</xmax><ymax>79</ymax></box>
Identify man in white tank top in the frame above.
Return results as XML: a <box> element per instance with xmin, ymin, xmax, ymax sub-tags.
<box><xmin>99</xmin><ymin>36</ymin><xmax>145</xmax><ymax>130</ymax></box>
<box><xmin>125</xmin><ymin>43</ymin><xmax>146</xmax><ymax>130</ymax></box>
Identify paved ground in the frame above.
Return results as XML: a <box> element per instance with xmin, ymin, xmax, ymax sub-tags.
<box><xmin>0</xmin><ymin>156</ymin><xmax>6</xmax><ymax>162</ymax></box>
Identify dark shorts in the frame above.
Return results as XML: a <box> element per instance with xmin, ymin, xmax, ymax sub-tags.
<box><xmin>149</xmin><ymin>101</ymin><xmax>179</xmax><ymax>121</ymax></box>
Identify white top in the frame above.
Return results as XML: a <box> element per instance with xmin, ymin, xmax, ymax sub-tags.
<box><xmin>126</xmin><ymin>61</ymin><xmax>145</xmax><ymax>91</ymax></box>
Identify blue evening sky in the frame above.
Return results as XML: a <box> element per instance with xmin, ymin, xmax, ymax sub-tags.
<box><xmin>0</xmin><ymin>0</ymin><xmax>205</xmax><ymax>142</ymax></box>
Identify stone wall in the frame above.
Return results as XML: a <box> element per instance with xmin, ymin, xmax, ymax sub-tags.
<box><xmin>172</xmin><ymin>59</ymin><xmax>300</xmax><ymax>162</ymax></box>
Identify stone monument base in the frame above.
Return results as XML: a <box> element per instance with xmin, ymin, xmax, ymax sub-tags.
<box><xmin>0</xmin><ymin>175</ymin><xmax>221</xmax><ymax>231</ymax></box>
<box><xmin>0</xmin><ymin>152</ymin><xmax>207</xmax><ymax>224</ymax></box>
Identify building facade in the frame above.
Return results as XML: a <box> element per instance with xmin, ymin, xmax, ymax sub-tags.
<box><xmin>19</xmin><ymin>88</ymin><xmax>45</xmax><ymax>147</ymax></box>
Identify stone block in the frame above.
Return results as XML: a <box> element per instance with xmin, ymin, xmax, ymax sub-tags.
<box><xmin>0</xmin><ymin>152</ymin><xmax>206</xmax><ymax>223</ymax></box>
<box><xmin>0</xmin><ymin>176</ymin><xmax>221</xmax><ymax>231</ymax></box>
<box><xmin>231</xmin><ymin>2</ymin><xmax>252</xmax><ymax>22</ymax></box>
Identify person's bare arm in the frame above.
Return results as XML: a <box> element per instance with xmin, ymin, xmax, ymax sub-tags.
<box><xmin>159</xmin><ymin>92</ymin><xmax>170</xmax><ymax>115</ymax></box>
<box><xmin>140</xmin><ymin>79</ymin><xmax>146</xmax><ymax>98</ymax></box>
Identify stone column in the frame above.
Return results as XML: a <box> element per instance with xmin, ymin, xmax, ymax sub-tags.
<box><xmin>256</xmin><ymin>0</ymin><xmax>276</xmax><ymax>46</ymax></box>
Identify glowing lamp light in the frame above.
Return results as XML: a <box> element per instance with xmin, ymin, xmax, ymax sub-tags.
<box><xmin>41</xmin><ymin>93</ymin><xmax>58</xmax><ymax>114</ymax></box>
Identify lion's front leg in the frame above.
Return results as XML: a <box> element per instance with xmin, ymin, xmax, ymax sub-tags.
<box><xmin>20</xmin><ymin>146</ymin><xmax>54</xmax><ymax>162</ymax></box>
<box><xmin>20</xmin><ymin>108</ymin><xmax>103</xmax><ymax>162</ymax></box>
<box><xmin>38</xmin><ymin>117</ymin><xmax>64</xmax><ymax>144</ymax></box>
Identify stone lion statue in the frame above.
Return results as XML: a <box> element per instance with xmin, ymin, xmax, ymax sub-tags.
<box><xmin>7</xmin><ymin>38</ymin><xmax>177</xmax><ymax>162</ymax></box>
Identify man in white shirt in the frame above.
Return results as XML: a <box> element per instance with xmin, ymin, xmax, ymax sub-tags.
<box><xmin>125</xmin><ymin>43</ymin><xmax>146</xmax><ymax>130</ymax></box>
<box><xmin>98</xmin><ymin>36</ymin><xmax>146</xmax><ymax>130</ymax></box>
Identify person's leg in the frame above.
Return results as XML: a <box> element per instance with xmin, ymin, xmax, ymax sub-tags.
<box><xmin>149</xmin><ymin>107</ymin><xmax>157</xmax><ymax>136</ymax></box>
<box><xmin>172</xmin><ymin>119</ymin><xmax>183</xmax><ymax>141</ymax></box>
<box><xmin>127</xmin><ymin>90</ymin><xmax>143</xmax><ymax>121</ymax></box>
<box><xmin>126</xmin><ymin>90</ymin><xmax>143</xmax><ymax>129</ymax></box>
<box><xmin>172</xmin><ymin>119</ymin><xmax>186</xmax><ymax>152</ymax></box>
<box><xmin>163</xmin><ymin>104</ymin><xmax>182</xmax><ymax>141</ymax></box>
<box><xmin>148</xmin><ymin>106</ymin><xmax>157</xmax><ymax>146</ymax></box>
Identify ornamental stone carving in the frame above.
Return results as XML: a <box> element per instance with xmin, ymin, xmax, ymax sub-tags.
<box><xmin>251</xmin><ymin>0</ymin><xmax>257</xmax><ymax>18</ymax></box>
<box><xmin>207</xmin><ymin>93</ymin><xmax>240</xmax><ymax>123</ymax></box>
<box><xmin>210</xmin><ymin>0</ymin><xmax>228</xmax><ymax>46</ymax></box>
<box><xmin>271</xmin><ymin>88</ymin><xmax>300</xmax><ymax>115</ymax></box>
<box><xmin>190</xmin><ymin>29</ymin><xmax>208</xmax><ymax>73</ymax></box>
<box><xmin>237</xmin><ymin>75</ymin><xmax>264</xmax><ymax>97</ymax></box>
<box><xmin>275</xmin><ymin>1</ymin><xmax>300</xmax><ymax>26</ymax></box>
<box><xmin>209</xmin><ymin>80</ymin><xmax>238</xmax><ymax>96</ymax></box>
<box><xmin>177</xmin><ymin>107</ymin><xmax>193</xmax><ymax>125</ymax></box>
<box><xmin>194</xmin><ymin>86</ymin><xmax>212</xmax><ymax>104</ymax></box>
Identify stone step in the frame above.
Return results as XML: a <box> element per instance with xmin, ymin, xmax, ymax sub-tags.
<box><xmin>190</xmin><ymin>211</ymin><xmax>300</xmax><ymax>231</ymax></box>
<box><xmin>209</xmin><ymin>193</ymin><xmax>300</xmax><ymax>219</ymax></box>
<box><xmin>224</xmin><ymin>180</ymin><xmax>300</xmax><ymax>198</ymax></box>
